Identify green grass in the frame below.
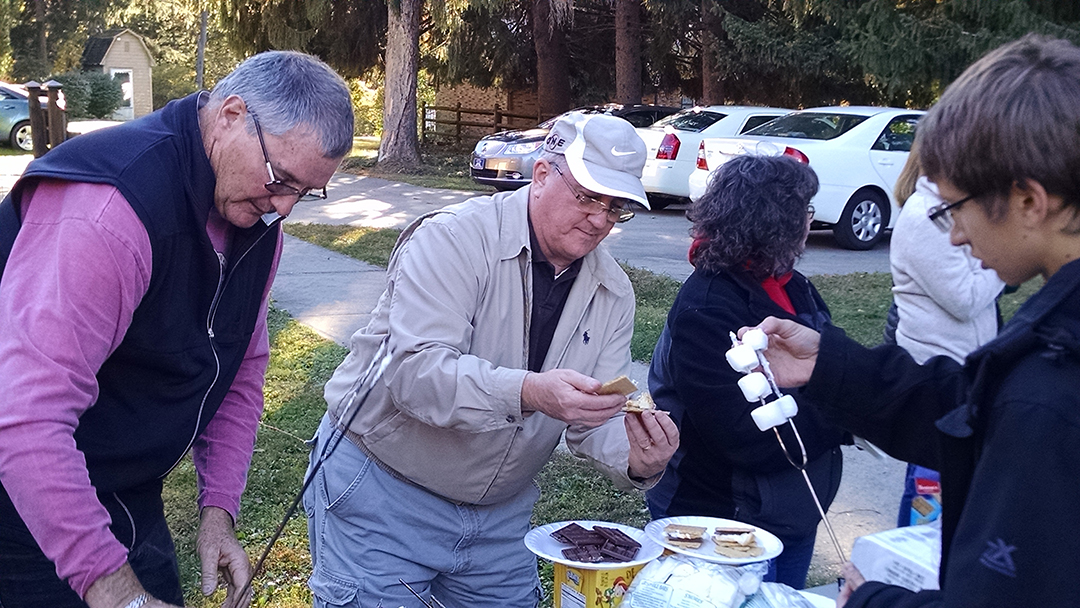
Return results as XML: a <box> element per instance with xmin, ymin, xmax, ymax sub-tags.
<box><xmin>0</xmin><ymin>146</ymin><xmax>30</xmax><ymax>156</ymax></box>
<box><xmin>281</xmin><ymin>223</ymin><xmax>401</xmax><ymax>268</ymax></box>
<box><xmin>341</xmin><ymin>136</ymin><xmax>494</xmax><ymax>192</ymax></box>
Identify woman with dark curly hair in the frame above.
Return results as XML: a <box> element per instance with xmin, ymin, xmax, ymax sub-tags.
<box><xmin>646</xmin><ymin>154</ymin><xmax>847</xmax><ymax>589</ymax></box>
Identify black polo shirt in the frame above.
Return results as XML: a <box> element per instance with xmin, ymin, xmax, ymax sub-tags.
<box><xmin>528</xmin><ymin>221</ymin><xmax>582</xmax><ymax>372</ymax></box>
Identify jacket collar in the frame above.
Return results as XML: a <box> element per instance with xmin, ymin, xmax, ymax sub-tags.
<box><xmin>937</xmin><ymin>257</ymin><xmax>1080</xmax><ymax>438</ymax></box>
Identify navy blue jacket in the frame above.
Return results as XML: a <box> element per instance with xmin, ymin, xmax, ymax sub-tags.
<box><xmin>0</xmin><ymin>93</ymin><xmax>279</xmax><ymax>496</ymax></box>
<box><xmin>807</xmin><ymin>258</ymin><xmax>1080</xmax><ymax>607</ymax></box>
<box><xmin>647</xmin><ymin>268</ymin><xmax>846</xmax><ymax>540</ymax></box>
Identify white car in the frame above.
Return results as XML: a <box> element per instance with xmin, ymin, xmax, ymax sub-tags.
<box><xmin>636</xmin><ymin>105</ymin><xmax>791</xmax><ymax>208</ymax></box>
<box><xmin>688</xmin><ymin>106</ymin><xmax>924</xmax><ymax>250</ymax></box>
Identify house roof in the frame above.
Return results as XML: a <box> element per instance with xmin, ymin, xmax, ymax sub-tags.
<box><xmin>81</xmin><ymin>28</ymin><xmax>154</xmax><ymax>68</ymax></box>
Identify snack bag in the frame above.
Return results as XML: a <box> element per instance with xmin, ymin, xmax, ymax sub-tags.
<box><xmin>621</xmin><ymin>554</ymin><xmax>766</xmax><ymax>608</ymax></box>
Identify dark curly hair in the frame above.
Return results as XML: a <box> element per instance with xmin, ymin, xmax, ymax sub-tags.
<box><xmin>688</xmin><ymin>154</ymin><xmax>819</xmax><ymax>280</ymax></box>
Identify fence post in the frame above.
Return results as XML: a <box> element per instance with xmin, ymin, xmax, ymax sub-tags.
<box><xmin>455</xmin><ymin>102</ymin><xmax>462</xmax><ymax>145</ymax></box>
<box><xmin>25</xmin><ymin>81</ymin><xmax>49</xmax><ymax>158</ymax></box>
<box><xmin>493</xmin><ymin>103</ymin><xmax>501</xmax><ymax>134</ymax></box>
<box><xmin>45</xmin><ymin>80</ymin><xmax>66</xmax><ymax>149</ymax></box>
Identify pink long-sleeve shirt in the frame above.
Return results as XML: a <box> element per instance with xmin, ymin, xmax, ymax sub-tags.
<box><xmin>0</xmin><ymin>179</ymin><xmax>280</xmax><ymax>598</ymax></box>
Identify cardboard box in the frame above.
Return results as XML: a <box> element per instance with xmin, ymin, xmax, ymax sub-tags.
<box><xmin>554</xmin><ymin>562</ymin><xmax>644</xmax><ymax>608</ymax></box>
<box><xmin>850</xmin><ymin>524</ymin><xmax>942</xmax><ymax>592</ymax></box>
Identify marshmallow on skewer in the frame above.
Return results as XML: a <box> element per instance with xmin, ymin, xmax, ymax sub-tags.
<box><xmin>751</xmin><ymin>399</ymin><xmax>789</xmax><ymax>431</ymax></box>
<box><xmin>741</xmin><ymin>328</ymin><xmax>769</xmax><ymax>352</ymax></box>
<box><xmin>726</xmin><ymin>343</ymin><xmax>760</xmax><ymax>374</ymax></box>
<box><xmin>774</xmin><ymin>394</ymin><xmax>798</xmax><ymax>419</ymax></box>
<box><xmin>737</xmin><ymin>372</ymin><xmax>772</xmax><ymax>402</ymax></box>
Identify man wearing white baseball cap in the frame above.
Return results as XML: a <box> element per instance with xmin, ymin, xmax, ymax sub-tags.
<box><xmin>304</xmin><ymin>111</ymin><xmax>679</xmax><ymax>608</ymax></box>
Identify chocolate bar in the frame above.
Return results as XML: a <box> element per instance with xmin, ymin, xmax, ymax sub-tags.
<box><xmin>599</xmin><ymin>539</ymin><xmax>640</xmax><ymax>562</ymax></box>
<box><xmin>593</xmin><ymin>526</ymin><xmax>641</xmax><ymax>550</ymax></box>
<box><xmin>562</xmin><ymin>545</ymin><xmax>604</xmax><ymax>563</ymax></box>
<box><xmin>550</xmin><ymin>522</ymin><xmax>588</xmax><ymax>544</ymax></box>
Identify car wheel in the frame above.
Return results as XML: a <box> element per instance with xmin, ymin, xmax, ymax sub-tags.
<box><xmin>11</xmin><ymin>121</ymin><xmax>33</xmax><ymax>152</ymax></box>
<box><xmin>833</xmin><ymin>189</ymin><xmax>889</xmax><ymax>250</ymax></box>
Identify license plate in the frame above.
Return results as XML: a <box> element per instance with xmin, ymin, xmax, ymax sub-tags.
<box><xmin>471</xmin><ymin>157</ymin><xmax>485</xmax><ymax>170</ymax></box>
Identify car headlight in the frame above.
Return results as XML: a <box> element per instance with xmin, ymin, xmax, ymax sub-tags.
<box><xmin>505</xmin><ymin>141</ymin><xmax>543</xmax><ymax>155</ymax></box>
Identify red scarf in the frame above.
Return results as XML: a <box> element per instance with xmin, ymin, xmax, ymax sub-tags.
<box><xmin>760</xmin><ymin>272</ymin><xmax>795</xmax><ymax>314</ymax></box>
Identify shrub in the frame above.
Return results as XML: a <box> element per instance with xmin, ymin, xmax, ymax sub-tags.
<box><xmin>50</xmin><ymin>71</ymin><xmax>124</xmax><ymax>119</ymax></box>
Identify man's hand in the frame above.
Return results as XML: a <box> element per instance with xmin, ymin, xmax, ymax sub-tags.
<box><xmin>625</xmin><ymin>409</ymin><xmax>679</xmax><ymax>479</ymax></box>
<box><xmin>836</xmin><ymin>561</ymin><xmax>867</xmax><ymax>607</ymax></box>
<box><xmin>738</xmin><ymin>317</ymin><xmax>821</xmax><ymax>387</ymax></box>
<box><xmin>196</xmin><ymin>506</ymin><xmax>252</xmax><ymax>608</ymax></box>
<box><xmin>521</xmin><ymin>369</ymin><xmax>625</xmax><ymax>427</ymax></box>
<box><xmin>84</xmin><ymin>563</ymin><xmax>184</xmax><ymax>608</ymax></box>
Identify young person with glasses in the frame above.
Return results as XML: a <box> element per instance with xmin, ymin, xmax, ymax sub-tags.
<box><xmin>0</xmin><ymin>51</ymin><xmax>353</xmax><ymax>608</ymax></box>
<box><xmin>740</xmin><ymin>35</ymin><xmax>1080</xmax><ymax>608</ymax></box>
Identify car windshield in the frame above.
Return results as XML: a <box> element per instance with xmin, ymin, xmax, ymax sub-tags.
<box><xmin>745</xmin><ymin>112</ymin><xmax>869</xmax><ymax>140</ymax></box>
<box><xmin>651</xmin><ymin>109</ymin><xmax>726</xmax><ymax>132</ymax></box>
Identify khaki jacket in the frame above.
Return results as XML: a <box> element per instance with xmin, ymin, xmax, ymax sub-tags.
<box><xmin>323</xmin><ymin>187</ymin><xmax>646</xmax><ymax>505</ymax></box>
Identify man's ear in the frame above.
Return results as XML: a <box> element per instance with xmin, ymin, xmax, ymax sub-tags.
<box><xmin>531</xmin><ymin>158</ymin><xmax>552</xmax><ymax>196</ymax></box>
<box><xmin>212</xmin><ymin>95</ymin><xmax>249</xmax><ymax>136</ymax></box>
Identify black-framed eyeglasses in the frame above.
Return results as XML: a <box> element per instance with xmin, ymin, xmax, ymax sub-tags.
<box><xmin>251</xmin><ymin>114</ymin><xmax>328</xmax><ymax>202</ymax></box>
<box><xmin>927</xmin><ymin>193</ymin><xmax>976</xmax><ymax>232</ymax></box>
<box><xmin>807</xmin><ymin>204</ymin><xmax>815</xmax><ymax>219</ymax></box>
<box><xmin>551</xmin><ymin>164</ymin><xmax>635</xmax><ymax>223</ymax></box>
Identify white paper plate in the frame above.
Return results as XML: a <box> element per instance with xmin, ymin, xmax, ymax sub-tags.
<box><xmin>644</xmin><ymin>515</ymin><xmax>783</xmax><ymax>565</ymax></box>
<box><xmin>524</xmin><ymin>520</ymin><xmax>664</xmax><ymax>569</ymax></box>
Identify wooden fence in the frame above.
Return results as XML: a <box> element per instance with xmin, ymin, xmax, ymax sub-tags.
<box><xmin>421</xmin><ymin>102</ymin><xmax>557</xmax><ymax>144</ymax></box>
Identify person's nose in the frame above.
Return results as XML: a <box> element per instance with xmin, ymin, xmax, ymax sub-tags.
<box><xmin>269</xmin><ymin>193</ymin><xmax>299</xmax><ymax>218</ymax></box>
<box><xmin>586</xmin><ymin>207</ymin><xmax>613</xmax><ymax>229</ymax></box>
<box><xmin>949</xmin><ymin>220</ymin><xmax>967</xmax><ymax>247</ymax></box>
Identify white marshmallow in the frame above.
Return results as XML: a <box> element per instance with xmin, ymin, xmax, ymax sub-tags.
<box><xmin>725</xmin><ymin>343</ymin><xmax>760</xmax><ymax>373</ymax></box>
<box><xmin>742</xmin><ymin>328</ymin><xmax>770</xmax><ymax>352</ymax></box>
<box><xmin>751</xmin><ymin>399</ymin><xmax>788</xmax><ymax>431</ymax></box>
<box><xmin>774</xmin><ymin>394</ymin><xmax>798</xmax><ymax>418</ymax></box>
<box><xmin>738</xmin><ymin>372</ymin><xmax>772</xmax><ymax>402</ymax></box>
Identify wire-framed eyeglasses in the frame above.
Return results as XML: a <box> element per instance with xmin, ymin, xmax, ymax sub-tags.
<box><xmin>551</xmin><ymin>164</ymin><xmax>635</xmax><ymax>223</ymax></box>
<box><xmin>927</xmin><ymin>193</ymin><xmax>976</xmax><ymax>232</ymax></box>
<box><xmin>251</xmin><ymin>114</ymin><xmax>328</xmax><ymax>202</ymax></box>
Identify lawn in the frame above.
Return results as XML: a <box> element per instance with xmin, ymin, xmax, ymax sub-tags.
<box><xmin>168</xmin><ymin>226</ymin><xmax>1041</xmax><ymax>606</ymax></box>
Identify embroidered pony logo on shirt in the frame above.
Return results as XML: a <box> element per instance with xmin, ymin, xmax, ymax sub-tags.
<box><xmin>583</xmin><ymin>330</ymin><xmax>590</xmax><ymax>345</ymax></box>
<box><xmin>979</xmin><ymin>538</ymin><xmax>1017</xmax><ymax>577</ymax></box>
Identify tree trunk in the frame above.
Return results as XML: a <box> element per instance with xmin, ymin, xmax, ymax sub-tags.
<box><xmin>614</xmin><ymin>0</ymin><xmax>642</xmax><ymax>106</ymax></box>
<box><xmin>379</xmin><ymin>0</ymin><xmax>422</xmax><ymax>170</ymax></box>
<box><xmin>196</xmin><ymin>8</ymin><xmax>208</xmax><ymax>89</ymax></box>
<box><xmin>700</xmin><ymin>0</ymin><xmax>724</xmax><ymax>105</ymax></box>
<box><xmin>34</xmin><ymin>0</ymin><xmax>47</xmax><ymax>68</ymax></box>
<box><xmin>533</xmin><ymin>0</ymin><xmax>571</xmax><ymax>118</ymax></box>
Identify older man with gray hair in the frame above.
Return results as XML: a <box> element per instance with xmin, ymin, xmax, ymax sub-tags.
<box><xmin>304</xmin><ymin>112</ymin><xmax>680</xmax><ymax>608</ymax></box>
<box><xmin>0</xmin><ymin>51</ymin><xmax>353</xmax><ymax>608</ymax></box>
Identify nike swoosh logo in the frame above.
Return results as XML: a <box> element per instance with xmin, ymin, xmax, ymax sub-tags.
<box><xmin>611</xmin><ymin>147</ymin><xmax>637</xmax><ymax>156</ymax></box>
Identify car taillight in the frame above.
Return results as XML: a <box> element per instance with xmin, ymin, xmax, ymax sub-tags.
<box><xmin>656</xmin><ymin>133</ymin><xmax>681</xmax><ymax>160</ymax></box>
<box><xmin>783</xmin><ymin>147</ymin><xmax>809</xmax><ymax>164</ymax></box>
<box><xmin>696</xmin><ymin>141</ymin><xmax>708</xmax><ymax>170</ymax></box>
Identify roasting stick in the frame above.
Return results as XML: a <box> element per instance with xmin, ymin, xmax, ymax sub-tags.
<box><xmin>727</xmin><ymin>332</ymin><xmax>847</xmax><ymax>564</ymax></box>
<box><xmin>236</xmin><ymin>339</ymin><xmax>393</xmax><ymax>603</ymax></box>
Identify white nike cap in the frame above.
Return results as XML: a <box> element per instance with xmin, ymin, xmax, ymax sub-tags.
<box><xmin>542</xmin><ymin>112</ymin><xmax>650</xmax><ymax>209</ymax></box>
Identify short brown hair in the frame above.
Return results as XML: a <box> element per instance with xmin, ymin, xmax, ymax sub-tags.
<box><xmin>919</xmin><ymin>34</ymin><xmax>1080</xmax><ymax>225</ymax></box>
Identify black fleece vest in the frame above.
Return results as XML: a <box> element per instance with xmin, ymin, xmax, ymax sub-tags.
<box><xmin>0</xmin><ymin>93</ymin><xmax>279</xmax><ymax>494</ymax></box>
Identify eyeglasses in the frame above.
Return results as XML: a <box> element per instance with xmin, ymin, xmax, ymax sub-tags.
<box><xmin>807</xmin><ymin>204</ymin><xmax>815</xmax><ymax>219</ymax></box>
<box><xmin>927</xmin><ymin>193</ymin><xmax>976</xmax><ymax>232</ymax></box>
<box><xmin>551</xmin><ymin>164</ymin><xmax>635</xmax><ymax>223</ymax></box>
<box><xmin>251</xmin><ymin>114</ymin><xmax>328</xmax><ymax>202</ymax></box>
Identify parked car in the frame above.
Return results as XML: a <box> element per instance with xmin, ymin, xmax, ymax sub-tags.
<box><xmin>470</xmin><ymin>104</ymin><xmax>679</xmax><ymax>190</ymax></box>
<box><xmin>0</xmin><ymin>82</ymin><xmax>37</xmax><ymax>152</ymax></box>
<box><xmin>635</xmin><ymin>105</ymin><xmax>791</xmax><ymax>208</ymax></box>
<box><xmin>688</xmin><ymin>106</ymin><xmax>924</xmax><ymax>250</ymax></box>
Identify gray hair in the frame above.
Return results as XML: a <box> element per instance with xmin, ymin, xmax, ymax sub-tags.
<box><xmin>688</xmin><ymin>155</ymin><xmax>818</xmax><ymax>280</ymax></box>
<box><xmin>920</xmin><ymin>34</ymin><xmax>1080</xmax><ymax>229</ymax></box>
<box><xmin>210</xmin><ymin>50</ymin><xmax>354</xmax><ymax>158</ymax></box>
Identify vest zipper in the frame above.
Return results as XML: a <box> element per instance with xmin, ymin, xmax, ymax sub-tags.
<box><xmin>160</xmin><ymin>221</ymin><xmax>277</xmax><ymax>478</ymax></box>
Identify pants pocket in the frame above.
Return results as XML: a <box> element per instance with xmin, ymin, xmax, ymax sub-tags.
<box><xmin>309</xmin><ymin>567</ymin><xmax>361</xmax><ymax>608</ymax></box>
